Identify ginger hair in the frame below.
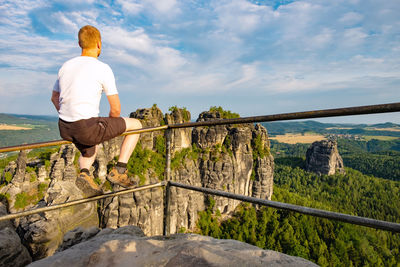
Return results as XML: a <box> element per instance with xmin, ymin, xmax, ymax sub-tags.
<box><xmin>78</xmin><ymin>25</ymin><xmax>101</xmax><ymax>49</ymax></box>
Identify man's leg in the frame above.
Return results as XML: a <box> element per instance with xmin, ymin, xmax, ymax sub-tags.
<box><xmin>76</xmin><ymin>145</ymin><xmax>102</xmax><ymax>196</ymax></box>
<box><xmin>107</xmin><ymin>118</ymin><xmax>142</xmax><ymax>188</ymax></box>
<box><xmin>118</xmin><ymin>118</ymin><xmax>142</xmax><ymax>163</ymax></box>
<box><xmin>79</xmin><ymin>145</ymin><xmax>98</xmax><ymax>170</ymax></box>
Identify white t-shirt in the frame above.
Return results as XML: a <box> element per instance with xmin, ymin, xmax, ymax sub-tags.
<box><xmin>53</xmin><ymin>56</ymin><xmax>118</xmax><ymax>122</ymax></box>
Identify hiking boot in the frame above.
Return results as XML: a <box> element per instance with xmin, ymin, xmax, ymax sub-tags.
<box><xmin>76</xmin><ymin>172</ymin><xmax>103</xmax><ymax>197</ymax></box>
<box><xmin>107</xmin><ymin>167</ymin><xmax>137</xmax><ymax>188</ymax></box>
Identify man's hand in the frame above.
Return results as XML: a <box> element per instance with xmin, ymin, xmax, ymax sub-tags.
<box><xmin>51</xmin><ymin>91</ymin><xmax>60</xmax><ymax>112</ymax></box>
<box><xmin>107</xmin><ymin>94</ymin><xmax>121</xmax><ymax>117</ymax></box>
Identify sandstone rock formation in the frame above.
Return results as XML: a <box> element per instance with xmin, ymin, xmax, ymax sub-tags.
<box><xmin>129</xmin><ymin>105</ymin><xmax>165</xmax><ymax>150</ymax></box>
<box><xmin>0</xmin><ymin>200</ymin><xmax>32</xmax><ymax>267</ymax></box>
<box><xmin>100</xmin><ymin>106</ymin><xmax>274</xmax><ymax>235</ymax></box>
<box><xmin>29</xmin><ymin>226</ymin><xmax>317</xmax><ymax>267</ymax></box>
<box><xmin>165</xmin><ymin>107</ymin><xmax>192</xmax><ymax>153</ymax></box>
<box><xmin>305</xmin><ymin>140</ymin><xmax>345</xmax><ymax>175</ymax></box>
<box><xmin>99</xmin><ymin>177</ymin><xmax>164</xmax><ymax>235</ymax></box>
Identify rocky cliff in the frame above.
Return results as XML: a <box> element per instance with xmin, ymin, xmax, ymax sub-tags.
<box><xmin>305</xmin><ymin>140</ymin><xmax>345</xmax><ymax>175</ymax></box>
<box><xmin>0</xmin><ymin>106</ymin><xmax>274</xmax><ymax>262</ymax></box>
<box><xmin>0</xmin><ymin>144</ymin><xmax>99</xmax><ymax>261</ymax></box>
<box><xmin>29</xmin><ymin>226</ymin><xmax>318</xmax><ymax>267</ymax></box>
<box><xmin>0</xmin><ymin>200</ymin><xmax>32</xmax><ymax>266</ymax></box>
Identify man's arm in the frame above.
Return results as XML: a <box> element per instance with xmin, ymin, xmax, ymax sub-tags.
<box><xmin>51</xmin><ymin>91</ymin><xmax>60</xmax><ymax>112</ymax></box>
<box><xmin>107</xmin><ymin>94</ymin><xmax>121</xmax><ymax>117</ymax></box>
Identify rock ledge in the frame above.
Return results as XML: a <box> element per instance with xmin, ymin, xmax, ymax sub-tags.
<box><xmin>29</xmin><ymin>226</ymin><xmax>317</xmax><ymax>267</ymax></box>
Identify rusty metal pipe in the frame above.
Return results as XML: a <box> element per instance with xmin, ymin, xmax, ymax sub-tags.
<box><xmin>169</xmin><ymin>102</ymin><xmax>400</xmax><ymax>129</ymax></box>
<box><xmin>169</xmin><ymin>181</ymin><xmax>400</xmax><ymax>233</ymax></box>
<box><xmin>0</xmin><ymin>125</ymin><xmax>168</xmax><ymax>153</ymax></box>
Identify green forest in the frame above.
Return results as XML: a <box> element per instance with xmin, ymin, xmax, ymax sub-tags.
<box><xmin>263</xmin><ymin>120</ymin><xmax>400</xmax><ymax>138</ymax></box>
<box><xmin>197</xmin><ymin>162</ymin><xmax>400</xmax><ymax>266</ymax></box>
<box><xmin>196</xmin><ymin>137</ymin><xmax>400</xmax><ymax>266</ymax></box>
<box><xmin>271</xmin><ymin>138</ymin><xmax>400</xmax><ymax>181</ymax></box>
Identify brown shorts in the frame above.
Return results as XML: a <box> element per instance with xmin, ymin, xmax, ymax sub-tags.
<box><xmin>58</xmin><ymin>117</ymin><xmax>126</xmax><ymax>157</ymax></box>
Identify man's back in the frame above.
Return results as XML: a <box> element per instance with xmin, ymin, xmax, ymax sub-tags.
<box><xmin>54</xmin><ymin>56</ymin><xmax>117</xmax><ymax>122</ymax></box>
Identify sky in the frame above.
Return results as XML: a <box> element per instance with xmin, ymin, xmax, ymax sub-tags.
<box><xmin>0</xmin><ymin>0</ymin><xmax>399</xmax><ymax>124</ymax></box>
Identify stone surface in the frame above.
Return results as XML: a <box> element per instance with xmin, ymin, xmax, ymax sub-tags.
<box><xmin>29</xmin><ymin>226</ymin><xmax>317</xmax><ymax>267</ymax></box>
<box><xmin>305</xmin><ymin>140</ymin><xmax>345</xmax><ymax>175</ymax></box>
<box><xmin>0</xmin><ymin>200</ymin><xmax>32</xmax><ymax>267</ymax></box>
<box><xmin>56</xmin><ymin>226</ymin><xmax>101</xmax><ymax>252</ymax></box>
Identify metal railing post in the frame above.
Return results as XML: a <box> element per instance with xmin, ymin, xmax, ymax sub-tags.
<box><xmin>163</xmin><ymin>182</ymin><xmax>171</xmax><ymax>236</ymax></box>
<box><xmin>163</xmin><ymin>129</ymin><xmax>172</xmax><ymax>236</ymax></box>
<box><xmin>165</xmin><ymin>129</ymin><xmax>172</xmax><ymax>182</ymax></box>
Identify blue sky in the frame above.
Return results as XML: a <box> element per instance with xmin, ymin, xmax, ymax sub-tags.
<box><xmin>0</xmin><ymin>0</ymin><xmax>399</xmax><ymax>123</ymax></box>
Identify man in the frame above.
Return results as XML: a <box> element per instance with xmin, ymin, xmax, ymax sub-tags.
<box><xmin>51</xmin><ymin>25</ymin><xmax>142</xmax><ymax>196</ymax></box>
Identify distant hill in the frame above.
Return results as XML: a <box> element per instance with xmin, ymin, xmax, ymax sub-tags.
<box><xmin>9</xmin><ymin>114</ymin><xmax>58</xmax><ymax>122</ymax></box>
<box><xmin>262</xmin><ymin>120</ymin><xmax>400</xmax><ymax>137</ymax></box>
<box><xmin>0</xmin><ymin>113</ymin><xmax>60</xmax><ymax>148</ymax></box>
<box><xmin>0</xmin><ymin>113</ymin><xmax>58</xmax><ymax>125</ymax></box>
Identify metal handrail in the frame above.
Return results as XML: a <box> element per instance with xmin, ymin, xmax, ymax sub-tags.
<box><xmin>1</xmin><ymin>102</ymin><xmax>399</xmax><ymax>153</ymax></box>
<box><xmin>0</xmin><ymin>125</ymin><xmax>169</xmax><ymax>153</ymax></box>
<box><xmin>1</xmin><ymin>180</ymin><xmax>399</xmax><ymax>234</ymax></box>
<box><xmin>169</xmin><ymin>181</ymin><xmax>400</xmax><ymax>233</ymax></box>
<box><xmin>169</xmin><ymin>102</ymin><xmax>400</xmax><ymax>128</ymax></box>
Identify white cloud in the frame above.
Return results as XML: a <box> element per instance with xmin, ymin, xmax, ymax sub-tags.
<box><xmin>0</xmin><ymin>29</ymin><xmax>75</xmax><ymax>71</ymax></box>
<box><xmin>102</xmin><ymin>27</ymin><xmax>154</xmax><ymax>54</ymax></box>
<box><xmin>48</xmin><ymin>12</ymin><xmax>79</xmax><ymax>33</ymax></box>
<box><xmin>0</xmin><ymin>69</ymin><xmax>54</xmax><ymax>96</ymax></box>
<box><xmin>309</xmin><ymin>28</ymin><xmax>334</xmax><ymax>49</ymax></box>
<box><xmin>148</xmin><ymin>0</ymin><xmax>179</xmax><ymax>14</ymax></box>
<box><xmin>155</xmin><ymin>47</ymin><xmax>187</xmax><ymax>70</ymax></box>
<box><xmin>0</xmin><ymin>0</ymin><xmax>47</xmax><ymax>28</ymax></box>
<box><xmin>0</xmin><ymin>0</ymin><xmax>400</xmax><ymax>120</ymax></box>
<box><xmin>117</xmin><ymin>0</ymin><xmax>143</xmax><ymax>15</ymax></box>
<box><xmin>351</xmin><ymin>55</ymin><xmax>384</xmax><ymax>65</ymax></box>
<box><xmin>53</xmin><ymin>0</ymin><xmax>95</xmax><ymax>4</ymax></box>
<box><xmin>117</xmin><ymin>0</ymin><xmax>180</xmax><ymax>18</ymax></box>
<box><xmin>339</xmin><ymin>12</ymin><xmax>363</xmax><ymax>26</ymax></box>
<box><xmin>213</xmin><ymin>0</ymin><xmax>273</xmax><ymax>36</ymax></box>
<box><xmin>226</xmin><ymin>63</ymin><xmax>259</xmax><ymax>88</ymax></box>
<box><xmin>342</xmin><ymin>27</ymin><xmax>367</xmax><ymax>47</ymax></box>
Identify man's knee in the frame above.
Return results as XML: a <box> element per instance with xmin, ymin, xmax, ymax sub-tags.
<box><xmin>123</xmin><ymin>118</ymin><xmax>142</xmax><ymax>131</ymax></box>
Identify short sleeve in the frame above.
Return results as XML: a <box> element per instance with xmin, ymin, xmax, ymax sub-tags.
<box><xmin>102</xmin><ymin>64</ymin><xmax>118</xmax><ymax>96</ymax></box>
<box><xmin>53</xmin><ymin>79</ymin><xmax>60</xmax><ymax>92</ymax></box>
